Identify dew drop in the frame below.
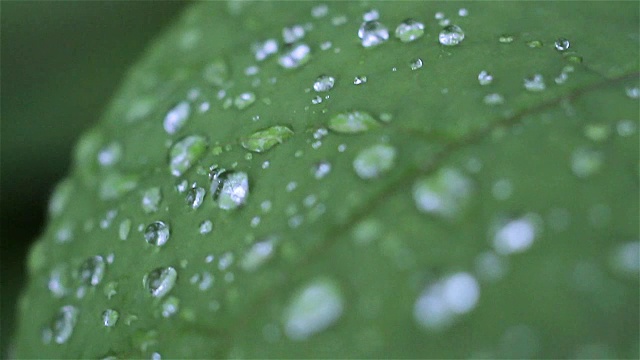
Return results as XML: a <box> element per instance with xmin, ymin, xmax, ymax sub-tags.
<box><xmin>48</xmin><ymin>265</ymin><xmax>71</xmax><ymax>298</ymax></box>
<box><xmin>438</xmin><ymin>25</ymin><xmax>465</xmax><ymax>46</ymax></box>
<box><xmin>215</xmin><ymin>171</ymin><xmax>250</xmax><ymax>210</ymax></box>
<box><xmin>252</xmin><ymin>39</ymin><xmax>278</xmax><ymax>62</ymax></box>
<box><xmin>571</xmin><ymin>147</ymin><xmax>603</xmax><ymax>178</ymax></box>
<box><xmin>241</xmin><ymin>125</ymin><xmax>294</xmax><ymax>153</ymax></box>
<box><xmin>278</xmin><ymin>43</ymin><xmax>311</xmax><ymax>69</ymax></box>
<box><xmin>97</xmin><ymin>142</ymin><xmax>123</xmax><ymax>167</ymax></box>
<box><xmin>313</xmin><ymin>161</ymin><xmax>332</xmax><ymax>179</ymax></box>
<box><xmin>199</xmin><ymin>220</ymin><xmax>213</xmax><ymax>235</ymax></box>
<box><xmin>77</xmin><ymin>255</ymin><xmax>106</xmax><ymax>286</ymax></box>
<box><xmin>583</xmin><ymin>123</ymin><xmax>611</xmax><ymax>143</ymax></box>
<box><xmin>353</xmin><ymin>144</ymin><xmax>397</xmax><ymax>180</ymax></box>
<box><xmin>358</xmin><ymin>21</ymin><xmax>389</xmax><ymax>48</ymax></box>
<box><xmin>474</xmin><ymin>251</ymin><xmax>508</xmax><ymax>283</ymax></box>
<box><xmin>118</xmin><ymin>219</ymin><xmax>132</xmax><ymax>240</ymax></box>
<box><xmin>311</xmin><ymin>4</ymin><xmax>328</xmax><ymax>18</ymax></box>
<box><xmin>163</xmin><ymin>101</ymin><xmax>190</xmax><ymax>134</ymax></box>
<box><xmin>458</xmin><ymin>8</ymin><xmax>468</xmax><ymax>16</ymax></box>
<box><xmin>144</xmin><ymin>221</ymin><xmax>170</xmax><ymax>247</ymax></box>
<box><xmin>478</xmin><ymin>70</ymin><xmax>493</xmax><ymax>85</ymax></box>
<box><xmin>410</xmin><ymin>58</ymin><xmax>423</xmax><ymax>70</ymax></box>
<box><xmin>413</xmin><ymin>168</ymin><xmax>473</xmax><ymax>220</ymax></box>
<box><xmin>498</xmin><ymin>34</ymin><xmax>514</xmax><ymax>44</ymax></box>
<box><xmin>313</xmin><ymin>75</ymin><xmax>336</xmax><ymax>92</ymax></box>
<box><xmin>523</xmin><ymin>74</ymin><xmax>546</xmax><ymax>92</ymax></box>
<box><xmin>610</xmin><ymin>241</ymin><xmax>640</xmax><ymax>275</ymax></box>
<box><xmin>617</xmin><ymin>119</ymin><xmax>637</xmax><ymax>137</ymax></box>
<box><xmin>99</xmin><ymin>172</ymin><xmax>139</xmax><ymax>200</ymax></box>
<box><xmin>241</xmin><ymin>237</ymin><xmax>277</xmax><ymax>272</ymax></box>
<box><xmin>102</xmin><ymin>309</ymin><xmax>119</xmax><ymax>327</ymax></box>
<box><xmin>526</xmin><ymin>40</ymin><xmax>543</xmax><ymax>48</ymax></box>
<box><xmin>45</xmin><ymin>305</ymin><xmax>79</xmax><ymax>345</ymax></box>
<box><xmin>143</xmin><ymin>266</ymin><xmax>178</xmax><ymax>298</ymax></box>
<box><xmin>625</xmin><ymin>86</ymin><xmax>640</xmax><ymax>99</ymax></box>
<box><xmin>353</xmin><ymin>75</ymin><xmax>368</xmax><ymax>85</ymax></box>
<box><xmin>168</xmin><ymin>135</ymin><xmax>208</xmax><ymax>177</ymax></box>
<box><xmin>363</xmin><ymin>9</ymin><xmax>379</xmax><ymax>21</ymax></box>
<box><xmin>141</xmin><ymin>187</ymin><xmax>162</xmax><ymax>214</ymax></box>
<box><xmin>282</xmin><ymin>25</ymin><xmax>305</xmax><ymax>44</ymax></box>
<box><xmin>554</xmin><ymin>38</ymin><xmax>570</xmax><ymax>51</ymax></box>
<box><xmin>493</xmin><ymin>216</ymin><xmax>537</xmax><ymax>255</ymax></box>
<box><xmin>283</xmin><ymin>278</ymin><xmax>344</xmax><ymax>341</ymax></box>
<box><xmin>394</xmin><ymin>19</ymin><xmax>425</xmax><ymax>43</ymax></box>
<box><xmin>483</xmin><ymin>93</ymin><xmax>505</xmax><ymax>105</ymax></box>
<box><xmin>328</xmin><ymin>111</ymin><xmax>380</xmax><ymax>134</ymax></box>
<box><xmin>234</xmin><ymin>92</ymin><xmax>256</xmax><ymax>110</ymax></box>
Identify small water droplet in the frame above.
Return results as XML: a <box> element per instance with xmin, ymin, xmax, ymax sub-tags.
<box><xmin>438</xmin><ymin>25</ymin><xmax>465</xmax><ymax>46</ymax></box>
<box><xmin>610</xmin><ymin>241</ymin><xmax>640</xmax><ymax>275</ymax></box>
<box><xmin>492</xmin><ymin>178</ymin><xmax>513</xmax><ymax>200</ymax></box>
<box><xmin>102</xmin><ymin>309</ymin><xmax>119</xmax><ymax>327</ymax></box>
<box><xmin>199</xmin><ymin>220</ymin><xmax>213</xmax><ymax>235</ymax></box>
<box><xmin>363</xmin><ymin>9</ymin><xmax>379</xmax><ymax>21</ymax></box>
<box><xmin>234</xmin><ymin>92</ymin><xmax>256</xmax><ymax>110</ymax></box>
<box><xmin>241</xmin><ymin>237</ymin><xmax>277</xmax><ymax>272</ymax></box>
<box><xmin>554</xmin><ymin>38</ymin><xmax>570</xmax><ymax>51</ymax></box>
<box><xmin>583</xmin><ymin>123</ymin><xmax>611</xmax><ymax>143</ymax></box>
<box><xmin>215</xmin><ymin>171</ymin><xmax>250</xmax><ymax>210</ymax></box>
<box><xmin>161</xmin><ymin>296</ymin><xmax>180</xmax><ymax>318</ymax></box>
<box><xmin>77</xmin><ymin>255</ymin><xmax>106</xmax><ymax>286</ymax></box>
<box><xmin>353</xmin><ymin>144</ymin><xmax>397</xmax><ymax>180</ymax></box>
<box><xmin>168</xmin><ymin>135</ymin><xmax>208</xmax><ymax>177</ymax></box>
<box><xmin>312</xmin><ymin>161</ymin><xmax>332</xmax><ymax>179</ymax></box>
<box><xmin>203</xmin><ymin>59</ymin><xmax>229</xmax><ymax>86</ymax></box>
<box><xmin>163</xmin><ymin>101</ymin><xmax>190</xmax><ymax>134</ymax></box>
<box><xmin>394</xmin><ymin>19</ymin><xmax>425</xmax><ymax>43</ymax></box>
<box><xmin>498</xmin><ymin>34</ymin><xmax>514</xmax><ymax>44</ymax></box>
<box><xmin>252</xmin><ymin>39</ymin><xmax>279</xmax><ymax>62</ymax></box>
<box><xmin>144</xmin><ymin>221</ymin><xmax>170</xmax><ymax>247</ymax></box>
<box><xmin>571</xmin><ymin>147</ymin><xmax>604</xmax><ymax>178</ymax></box>
<box><xmin>48</xmin><ymin>265</ymin><xmax>71</xmax><ymax>298</ymax></box>
<box><xmin>413</xmin><ymin>168</ymin><xmax>474</xmax><ymax>220</ymax></box>
<box><xmin>278</xmin><ymin>43</ymin><xmax>311</xmax><ymax>69</ymax></box>
<box><xmin>185</xmin><ymin>185</ymin><xmax>206</xmax><ymax>209</ymax></box>
<box><xmin>241</xmin><ymin>125</ymin><xmax>294</xmax><ymax>153</ymax></box>
<box><xmin>458</xmin><ymin>8</ymin><xmax>468</xmax><ymax>16</ymax></box>
<box><xmin>141</xmin><ymin>187</ymin><xmax>162</xmax><ymax>214</ymax></box>
<box><xmin>410</xmin><ymin>58</ymin><xmax>423</xmax><ymax>70</ymax></box>
<box><xmin>478</xmin><ymin>70</ymin><xmax>493</xmax><ymax>85</ymax></box>
<box><xmin>328</xmin><ymin>111</ymin><xmax>380</xmax><ymax>134</ymax></box>
<box><xmin>358</xmin><ymin>21</ymin><xmax>389</xmax><ymax>48</ymax></box>
<box><xmin>286</xmin><ymin>181</ymin><xmax>297</xmax><ymax>192</ymax></box>
<box><xmin>283</xmin><ymin>278</ymin><xmax>344</xmax><ymax>341</ymax></box>
<box><xmin>483</xmin><ymin>93</ymin><xmax>505</xmax><ymax>105</ymax></box>
<box><xmin>99</xmin><ymin>172</ymin><xmax>139</xmax><ymax>200</ymax></box>
<box><xmin>474</xmin><ymin>251</ymin><xmax>508</xmax><ymax>282</ymax></box>
<box><xmin>311</xmin><ymin>4</ymin><xmax>328</xmax><ymax>18</ymax></box>
<box><xmin>523</xmin><ymin>74</ymin><xmax>546</xmax><ymax>92</ymax></box>
<box><xmin>143</xmin><ymin>267</ymin><xmax>178</xmax><ymax>298</ymax></box>
<box><xmin>526</xmin><ymin>40</ymin><xmax>543</xmax><ymax>48</ymax></box>
<box><xmin>313</xmin><ymin>75</ymin><xmax>336</xmax><ymax>92</ymax></box>
<box><xmin>617</xmin><ymin>119</ymin><xmax>637</xmax><ymax>137</ymax></box>
<box><xmin>353</xmin><ymin>75</ymin><xmax>368</xmax><ymax>85</ymax></box>
<box><xmin>493</xmin><ymin>216</ymin><xmax>537</xmax><ymax>255</ymax></box>
<box><xmin>283</xmin><ymin>24</ymin><xmax>305</xmax><ymax>44</ymax></box>
<box><xmin>118</xmin><ymin>219</ymin><xmax>132</xmax><ymax>241</ymax></box>
<box><xmin>48</xmin><ymin>180</ymin><xmax>73</xmax><ymax>217</ymax></box>
<box><xmin>97</xmin><ymin>142</ymin><xmax>123</xmax><ymax>167</ymax></box>
<box><xmin>352</xmin><ymin>218</ymin><xmax>383</xmax><ymax>245</ymax></box>
<box><xmin>625</xmin><ymin>86</ymin><xmax>640</xmax><ymax>99</ymax></box>
<box><xmin>218</xmin><ymin>252</ymin><xmax>234</xmax><ymax>271</ymax></box>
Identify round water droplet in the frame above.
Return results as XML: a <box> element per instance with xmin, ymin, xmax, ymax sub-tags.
<box><xmin>163</xmin><ymin>101</ymin><xmax>191</xmax><ymax>134</ymax></box>
<box><xmin>328</xmin><ymin>111</ymin><xmax>380</xmax><ymax>134</ymax></box>
<box><xmin>241</xmin><ymin>125</ymin><xmax>294</xmax><ymax>153</ymax></box>
<box><xmin>583</xmin><ymin>123</ymin><xmax>611</xmax><ymax>143</ymax></box>
<box><xmin>571</xmin><ymin>147</ymin><xmax>603</xmax><ymax>178</ymax></box>
<box><xmin>617</xmin><ymin>119</ymin><xmax>637</xmax><ymax>137</ymax></box>
<box><xmin>523</xmin><ymin>74</ymin><xmax>546</xmax><ymax>92</ymax></box>
<box><xmin>168</xmin><ymin>135</ymin><xmax>208</xmax><ymax>177</ymax></box>
<box><xmin>353</xmin><ymin>144</ymin><xmax>397</xmax><ymax>180</ymax></box>
<box><xmin>215</xmin><ymin>172</ymin><xmax>250</xmax><ymax>210</ymax></box>
<box><xmin>394</xmin><ymin>19</ymin><xmax>425</xmax><ymax>42</ymax></box>
<box><xmin>478</xmin><ymin>70</ymin><xmax>493</xmax><ymax>85</ymax></box>
<box><xmin>102</xmin><ymin>309</ymin><xmax>119</xmax><ymax>327</ymax></box>
<box><xmin>144</xmin><ymin>221</ymin><xmax>170</xmax><ymax>247</ymax></box>
<box><xmin>283</xmin><ymin>278</ymin><xmax>344</xmax><ymax>341</ymax></box>
<box><xmin>278</xmin><ymin>43</ymin><xmax>311</xmax><ymax>69</ymax></box>
<box><xmin>241</xmin><ymin>237</ymin><xmax>277</xmax><ymax>272</ymax></box>
<box><xmin>77</xmin><ymin>255</ymin><xmax>106</xmax><ymax>286</ymax></box>
<box><xmin>554</xmin><ymin>38</ymin><xmax>570</xmax><ymax>51</ymax></box>
<box><xmin>493</xmin><ymin>216</ymin><xmax>537</xmax><ymax>255</ymax></box>
<box><xmin>438</xmin><ymin>25</ymin><xmax>464</xmax><ymax>46</ymax></box>
<box><xmin>358</xmin><ymin>21</ymin><xmax>389</xmax><ymax>48</ymax></box>
<box><xmin>161</xmin><ymin>296</ymin><xmax>180</xmax><ymax>318</ymax></box>
<box><xmin>199</xmin><ymin>220</ymin><xmax>213</xmax><ymax>234</ymax></box>
<box><xmin>413</xmin><ymin>168</ymin><xmax>474</xmax><ymax>220</ymax></box>
<box><xmin>234</xmin><ymin>92</ymin><xmax>256</xmax><ymax>110</ymax></box>
<box><xmin>410</xmin><ymin>58</ymin><xmax>423</xmax><ymax>70</ymax></box>
<box><xmin>625</xmin><ymin>86</ymin><xmax>640</xmax><ymax>99</ymax></box>
<box><xmin>143</xmin><ymin>266</ymin><xmax>178</xmax><ymax>298</ymax></box>
<box><xmin>141</xmin><ymin>187</ymin><xmax>162</xmax><ymax>214</ymax></box>
<box><xmin>313</xmin><ymin>161</ymin><xmax>332</xmax><ymax>179</ymax></box>
<box><xmin>313</xmin><ymin>75</ymin><xmax>336</xmax><ymax>92</ymax></box>
<box><xmin>97</xmin><ymin>142</ymin><xmax>123</xmax><ymax>167</ymax></box>
<box><xmin>186</xmin><ymin>185</ymin><xmax>206</xmax><ymax>209</ymax></box>
<box><xmin>311</xmin><ymin>4</ymin><xmax>328</xmax><ymax>18</ymax></box>
<box><xmin>48</xmin><ymin>305</ymin><xmax>79</xmax><ymax>344</ymax></box>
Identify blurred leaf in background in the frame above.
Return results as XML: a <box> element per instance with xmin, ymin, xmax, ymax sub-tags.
<box><xmin>0</xmin><ymin>1</ymin><xmax>187</xmax><ymax>355</ymax></box>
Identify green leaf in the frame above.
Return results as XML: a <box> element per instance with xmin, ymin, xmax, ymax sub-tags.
<box><xmin>15</xmin><ymin>2</ymin><xmax>639</xmax><ymax>358</ymax></box>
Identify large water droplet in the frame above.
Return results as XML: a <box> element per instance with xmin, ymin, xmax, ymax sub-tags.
<box><xmin>493</xmin><ymin>216</ymin><xmax>537</xmax><ymax>255</ymax></box>
<box><xmin>413</xmin><ymin>272</ymin><xmax>480</xmax><ymax>330</ymax></box>
<box><xmin>438</xmin><ymin>25</ymin><xmax>465</xmax><ymax>46</ymax></box>
<box><xmin>571</xmin><ymin>147</ymin><xmax>604</xmax><ymax>178</ymax></box>
<box><xmin>163</xmin><ymin>101</ymin><xmax>191</xmax><ymax>134</ymax></box>
<box><xmin>215</xmin><ymin>171</ymin><xmax>250</xmax><ymax>210</ymax></box>
<box><xmin>395</xmin><ymin>19</ymin><xmax>425</xmax><ymax>42</ymax></box>
<box><xmin>241</xmin><ymin>125</ymin><xmax>294</xmax><ymax>153</ymax></box>
<box><xmin>143</xmin><ymin>266</ymin><xmax>178</xmax><ymax>298</ymax></box>
<box><xmin>283</xmin><ymin>278</ymin><xmax>344</xmax><ymax>341</ymax></box>
<box><xmin>278</xmin><ymin>43</ymin><xmax>311</xmax><ymax>69</ymax></box>
<box><xmin>168</xmin><ymin>135</ymin><xmax>208</xmax><ymax>177</ymax></box>
<box><xmin>241</xmin><ymin>237</ymin><xmax>277</xmax><ymax>272</ymax></box>
<box><xmin>353</xmin><ymin>144</ymin><xmax>397</xmax><ymax>180</ymax></box>
<box><xmin>141</xmin><ymin>187</ymin><xmax>162</xmax><ymax>214</ymax></box>
<box><xmin>328</xmin><ymin>111</ymin><xmax>380</xmax><ymax>134</ymax></box>
<box><xmin>144</xmin><ymin>221</ymin><xmax>170</xmax><ymax>247</ymax></box>
<box><xmin>412</xmin><ymin>168</ymin><xmax>474</xmax><ymax>220</ymax></box>
<box><xmin>47</xmin><ymin>305</ymin><xmax>79</xmax><ymax>344</ymax></box>
<box><xmin>77</xmin><ymin>255</ymin><xmax>106</xmax><ymax>286</ymax></box>
<box><xmin>554</xmin><ymin>38</ymin><xmax>570</xmax><ymax>51</ymax></box>
<box><xmin>358</xmin><ymin>21</ymin><xmax>389</xmax><ymax>48</ymax></box>
<box><xmin>102</xmin><ymin>309</ymin><xmax>119</xmax><ymax>327</ymax></box>
<box><xmin>523</xmin><ymin>74</ymin><xmax>546</xmax><ymax>92</ymax></box>
<box><xmin>313</xmin><ymin>75</ymin><xmax>336</xmax><ymax>92</ymax></box>
<box><xmin>186</xmin><ymin>185</ymin><xmax>206</xmax><ymax>209</ymax></box>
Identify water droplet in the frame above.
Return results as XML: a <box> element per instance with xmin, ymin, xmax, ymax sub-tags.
<box><xmin>241</xmin><ymin>237</ymin><xmax>277</xmax><ymax>272</ymax></box>
<box><xmin>363</xmin><ymin>9</ymin><xmax>379</xmax><ymax>21</ymax></box>
<box><xmin>554</xmin><ymin>38</ymin><xmax>570</xmax><ymax>51</ymax></box>
<box><xmin>48</xmin><ymin>265</ymin><xmax>71</xmax><ymax>298</ymax></box>
<box><xmin>353</xmin><ymin>144</ymin><xmax>397</xmax><ymax>180</ymax></box>
<box><xmin>48</xmin><ymin>180</ymin><xmax>73</xmax><ymax>217</ymax></box>
<box><xmin>328</xmin><ymin>111</ymin><xmax>380</xmax><ymax>134</ymax></box>
<box><xmin>241</xmin><ymin>125</ymin><xmax>294</xmax><ymax>153</ymax></box>
<box><xmin>102</xmin><ymin>309</ymin><xmax>119</xmax><ymax>327</ymax></box>
<box><xmin>143</xmin><ymin>267</ymin><xmax>178</xmax><ymax>298</ymax></box>
<box><xmin>252</xmin><ymin>39</ymin><xmax>279</xmax><ymax>62</ymax></box>
<box><xmin>311</xmin><ymin>4</ymin><xmax>328</xmax><ymax>18</ymax></box>
<box><xmin>483</xmin><ymin>93</ymin><xmax>505</xmax><ymax>105</ymax></box>
<box><xmin>358</xmin><ymin>21</ymin><xmax>389</xmax><ymax>48</ymax></box>
<box><xmin>313</xmin><ymin>75</ymin><xmax>335</xmax><ymax>92</ymax></box>
<box><xmin>168</xmin><ymin>135</ymin><xmax>208</xmax><ymax>177</ymax></box>
<box><xmin>617</xmin><ymin>119</ymin><xmax>637</xmax><ymax>137</ymax></box>
<box><xmin>283</xmin><ymin>25</ymin><xmax>305</xmax><ymax>44</ymax></box>
<box><xmin>218</xmin><ymin>252</ymin><xmax>234</xmax><ymax>271</ymax></box>
<box><xmin>498</xmin><ymin>34</ymin><xmax>514</xmax><ymax>43</ymax></box>
<box><xmin>215</xmin><ymin>171</ymin><xmax>250</xmax><ymax>210</ymax></box>
<box><xmin>283</xmin><ymin>278</ymin><xmax>344</xmax><ymax>341</ymax></box>
<box><xmin>185</xmin><ymin>185</ymin><xmax>206</xmax><ymax>209</ymax></box>
<box><xmin>493</xmin><ymin>216</ymin><xmax>537</xmax><ymax>255</ymax></box>
<box><xmin>97</xmin><ymin>142</ymin><xmax>123</xmax><ymax>167</ymax></box>
<box><xmin>77</xmin><ymin>255</ymin><xmax>106</xmax><ymax>286</ymax></box>
<box><xmin>119</xmin><ymin>219</ymin><xmax>132</xmax><ymax>240</ymax></box>
<box><xmin>234</xmin><ymin>92</ymin><xmax>256</xmax><ymax>110</ymax></box>
<box><xmin>394</xmin><ymin>19</ymin><xmax>425</xmax><ymax>42</ymax></box>
<box><xmin>46</xmin><ymin>305</ymin><xmax>79</xmax><ymax>344</ymax></box>
<box><xmin>413</xmin><ymin>168</ymin><xmax>474</xmax><ymax>220</ymax></box>
<box><xmin>563</xmin><ymin>52</ymin><xmax>583</xmax><ymax>64</ymax></box>
<box><xmin>161</xmin><ymin>296</ymin><xmax>180</xmax><ymax>318</ymax></box>
<box><xmin>199</xmin><ymin>220</ymin><xmax>213</xmax><ymax>235</ymax></box>
<box><xmin>312</xmin><ymin>161</ymin><xmax>332</xmax><ymax>180</ymax></box>
<box><xmin>141</xmin><ymin>187</ymin><xmax>162</xmax><ymax>214</ymax></box>
<box><xmin>144</xmin><ymin>221</ymin><xmax>170</xmax><ymax>247</ymax></box>
<box><xmin>458</xmin><ymin>8</ymin><xmax>468</xmax><ymax>16</ymax></box>
<box><xmin>163</xmin><ymin>101</ymin><xmax>190</xmax><ymax>134</ymax></box>
<box><xmin>523</xmin><ymin>74</ymin><xmax>546</xmax><ymax>92</ymax></box>
<box><xmin>278</xmin><ymin>43</ymin><xmax>311</xmax><ymax>69</ymax></box>
<box><xmin>438</xmin><ymin>25</ymin><xmax>465</xmax><ymax>46</ymax></box>
<box><xmin>414</xmin><ymin>272</ymin><xmax>480</xmax><ymax>330</ymax></box>
<box><xmin>610</xmin><ymin>241</ymin><xmax>640</xmax><ymax>275</ymax></box>
<box><xmin>583</xmin><ymin>123</ymin><xmax>611</xmax><ymax>143</ymax></box>
<box><xmin>99</xmin><ymin>172</ymin><xmax>139</xmax><ymax>200</ymax></box>
<box><xmin>478</xmin><ymin>70</ymin><xmax>493</xmax><ymax>85</ymax></box>
<box><xmin>571</xmin><ymin>147</ymin><xmax>603</xmax><ymax>178</ymax></box>
<box><xmin>410</xmin><ymin>58</ymin><xmax>423</xmax><ymax>70</ymax></box>
<box><xmin>625</xmin><ymin>86</ymin><xmax>640</xmax><ymax>99</ymax></box>
<box><xmin>353</xmin><ymin>75</ymin><xmax>368</xmax><ymax>85</ymax></box>
<box><xmin>286</xmin><ymin>181</ymin><xmax>297</xmax><ymax>192</ymax></box>
<box><xmin>526</xmin><ymin>40</ymin><xmax>543</xmax><ymax>48</ymax></box>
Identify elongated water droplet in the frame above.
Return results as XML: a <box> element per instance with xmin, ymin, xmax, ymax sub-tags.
<box><xmin>241</xmin><ymin>125</ymin><xmax>294</xmax><ymax>153</ymax></box>
<box><xmin>203</xmin><ymin>59</ymin><xmax>229</xmax><ymax>86</ymax></box>
<box><xmin>199</xmin><ymin>220</ymin><xmax>213</xmax><ymax>235</ymax></box>
<box><xmin>102</xmin><ymin>309</ymin><xmax>119</xmax><ymax>327</ymax></box>
<box><xmin>395</xmin><ymin>19</ymin><xmax>425</xmax><ymax>42</ymax></box>
<box><xmin>554</xmin><ymin>38</ymin><xmax>570</xmax><ymax>51</ymax></box>
<box><xmin>438</xmin><ymin>25</ymin><xmax>465</xmax><ymax>46</ymax></box>
<box><xmin>523</xmin><ymin>74</ymin><xmax>546</xmax><ymax>92</ymax></box>
<box><xmin>478</xmin><ymin>70</ymin><xmax>493</xmax><ymax>85</ymax></box>
<box><xmin>413</xmin><ymin>168</ymin><xmax>474</xmax><ymax>220</ymax></box>
<box><xmin>186</xmin><ymin>185</ymin><xmax>206</xmax><ymax>209</ymax></box>
<box><xmin>141</xmin><ymin>187</ymin><xmax>162</xmax><ymax>214</ymax></box>
<box><xmin>47</xmin><ymin>305</ymin><xmax>79</xmax><ymax>344</ymax></box>
<box><xmin>143</xmin><ymin>266</ymin><xmax>178</xmax><ymax>298</ymax></box>
<box><xmin>283</xmin><ymin>278</ymin><xmax>344</xmax><ymax>341</ymax></box>
<box><xmin>353</xmin><ymin>144</ymin><xmax>397</xmax><ymax>180</ymax></box>
<box><xmin>328</xmin><ymin>111</ymin><xmax>380</xmax><ymax>134</ymax></box>
<box><xmin>77</xmin><ymin>255</ymin><xmax>106</xmax><ymax>286</ymax></box>
<box><xmin>119</xmin><ymin>219</ymin><xmax>132</xmax><ymax>240</ymax></box>
<box><xmin>493</xmin><ymin>216</ymin><xmax>537</xmax><ymax>255</ymax></box>
<box><xmin>49</xmin><ymin>180</ymin><xmax>73</xmax><ymax>217</ymax></box>
<box><xmin>168</xmin><ymin>135</ymin><xmax>208</xmax><ymax>177</ymax></box>
<box><xmin>163</xmin><ymin>101</ymin><xmax>190</xmax><ymax>134</ymax></box>
<box><xmin>358</xmin><ymin>21</ymin><xmax>389</xmax><ymax>48</ymax></box>
<box><xmin>144</xmin><ymin>221</ymin><xmax>170</xmax><ymax>247</ymax></box>
<box><xmin>48</xmin><ymin>265</ymin><xmax>71</xmax><ymax>298</ymax></box>
<box><xmin>313</xmin><ymin>75</ymin><xmax>335</xmax><ymax>92</ymax></box>
<box><xmin>216</xmin><ymin>172</ymin><xmax>250</xmax><ymax>210</ymax></box>
<box><xmin>278</xmin><ymin>43</ymin><xmax>311</xmax><ymax>69</ymax></box>
<box><xmin>498</xmin><ymin>34</ymin><xmax>514</xmax><ymax>44</ymax></box>
<box><xmin>241</xmin><ymin>237</ymin><xmax>277</xmax><ymax>272</ymax></box>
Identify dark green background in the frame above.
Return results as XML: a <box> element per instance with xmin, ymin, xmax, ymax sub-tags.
<box><xmin>0</xmin><ymin>2</ymin><xmax>187</xmax><ymax>354</ymax></box>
